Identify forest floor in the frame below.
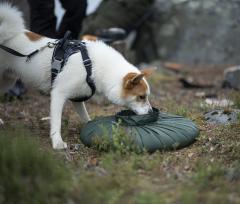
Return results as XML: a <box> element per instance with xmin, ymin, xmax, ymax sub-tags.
<box><xmin>0</xmin><ymin>64</ymin><xmax>240</xmax><ymax>204</ymax></box>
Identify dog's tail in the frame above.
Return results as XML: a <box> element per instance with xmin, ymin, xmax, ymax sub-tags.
<box><xmin>0</xmin><ymin>3</ymin><xmax>25</xmax><ymax>44</ymax></box>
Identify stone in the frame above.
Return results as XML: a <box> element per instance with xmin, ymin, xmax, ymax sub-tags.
<box><xmin>223</xmin><ymin>66</ymin><xmax>240</xmax><ymax>90</ymax></box>
<box><xmin>204</xmin><ymin>99</ymin><xmax>234</xmax><ymax>108</ymax></box>
<box><xmin>135</xmin><ymin>0</ymin><xmax>240</xmax><ymax>65</ymax></box>
<box><xmin>11</xmin><ymin>0</ymin><xmax>240</xmax><ymax>65</ymax></box>
<box><xmin>204</xmin><ymin>109</ymin><xmax>240</xmax><ymax>125</ymax></box>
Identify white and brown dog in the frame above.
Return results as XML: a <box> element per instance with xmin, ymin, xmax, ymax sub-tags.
<box><xmin>0</xmin><ymin>4</ymin><xmax>154</xmax><ymax>149</ymax></box>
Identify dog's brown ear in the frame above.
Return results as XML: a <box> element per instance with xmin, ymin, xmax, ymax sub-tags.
<box><xmin>124</xmin><ymin>73</ymin><xmax>144</xmax><ymax>89</ymax></box>
<box><xmin>131</xmin><ymin>73</ymin><xmax>145</xmax><ymax>85</ymax></box>
<box><xmin>141</xmin><ymin>67</ymin><xmax>157</xmax><ymax>77</ymax></box>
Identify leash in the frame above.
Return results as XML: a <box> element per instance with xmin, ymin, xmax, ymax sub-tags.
<box><xmin>0</xmin><ymin>42</ymin><xmax>56</xmax><ymax>62</ymax></box>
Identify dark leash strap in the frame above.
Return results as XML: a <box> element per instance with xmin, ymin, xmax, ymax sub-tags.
<box><xmin>0</xmin><ymin>42</ymin><xmax>56</xmax><ymax>62</ymax></box>
<box><xmin>0</xmin><ymin>32</ymin><xmax>96</xmax><ymax>102</ymax></box>
<box><xmin>0</xmin><ymin>44</ymin><xmax>30</xmax><ymax>57</ymax></box>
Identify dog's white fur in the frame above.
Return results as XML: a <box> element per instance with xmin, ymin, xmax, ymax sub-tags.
<box><xmin>0</xmin><ymin>4</ymin><xmax>152</xmax><ymax>149</ymax></box>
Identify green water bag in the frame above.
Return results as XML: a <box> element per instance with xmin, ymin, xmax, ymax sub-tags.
<box><xmin>80</xmin><ymin>108</ymin><xmax>199</xmax><ymax>152</ymax></box>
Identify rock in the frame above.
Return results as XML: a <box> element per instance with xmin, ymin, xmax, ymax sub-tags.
<box><xmin>204</xmin><ymin>109</ymin><xmax>240</xmax><ymax>125</ymax></box>
<box><xmin>135</xmin><ymin>0</ymin><xmax>240</xmax><ymax>65</ymax></box>
<box><xmin>204</xmin><ymin>98</ymin><xmax>234</xmax><ymax>108</ymax></box>
<box><xmin>9</xmin><ymin>0</ymin><xmax>240</xmax><ymax>65</ymax></box>
<box><xmin>13</xmin><ymin>0</ymin><xmax>240</xmax><ymax>65</ymax></box>
<box><xmin>223</xmin><ymin>66</ymin><xmax>240</xmax><ymax>90</ymax></box>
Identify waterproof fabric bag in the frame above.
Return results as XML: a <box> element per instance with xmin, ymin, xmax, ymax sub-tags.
<box><xmin>80</xmin><ymin>108</ymin><xmax>199</xmax><ymax>152</ymax></box>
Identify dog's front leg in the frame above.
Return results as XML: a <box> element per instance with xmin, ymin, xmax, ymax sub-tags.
<box><xmin>72</xmin><ymin>102</ymin><xmax>91</xmax><ymax>123</ymax></box>
<box><xmin>50</xmin><ymin>89</ymin><xmax>67</xmax><ymax>149</ymax></box>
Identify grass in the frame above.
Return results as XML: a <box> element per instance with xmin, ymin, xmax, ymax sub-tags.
<box><xmin>71</xmin><ymin>105</ymin><xmax>240</xmax><ymax>203</ymax></box>
<box><xmin>148</xmin><ymin>72</ymin><xmax>177</xmax><ymax>87</ymax></box>
<box><xmin>0</xmin><ymin>127</ymin><xmax>70</xmax><ymax>204</ymax></box>
<box><xmin>92</xmin><ymin>121</ymin><xmax>142</xmax><ymax>154</ymax></box>
<box><xmin>0</xmin><ymin>89</ymin><xmax>240</xmax><ymax>203</ymax></box>
<box><xmin>230</xmin><ymin>90</ymin><xmax>240</xmax><ymax>109</ymax></box>
<box><xmin>161</xmin><ymin>99</ymin><xmax>199</xmax><ymax>120</ymax></box>
<box><xmin>178</xmin><ymin>161</ymin><xmax>240</xmax><ymax>204</ymax></box>
<box><xmin>0</xmin><ymin>121</ymin><xmax>240</xmax><ymax>204</ymax></box>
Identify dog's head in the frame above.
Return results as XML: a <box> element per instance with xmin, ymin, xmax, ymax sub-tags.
<box><xmin>120</xmin><ymin>68</ymin><xmax>155</xmax><ymax>115</ymax></box>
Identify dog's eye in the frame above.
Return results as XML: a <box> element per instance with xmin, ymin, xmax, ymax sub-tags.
<box><xmin>138</xmin><ymin>95</ymin><xmax>146</xmax><ymax>100</ymax></box>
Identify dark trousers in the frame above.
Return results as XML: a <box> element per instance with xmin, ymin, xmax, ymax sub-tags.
<box><xmin>27</xmin><ymin>0</ymin><xmax>87</xmax><ymax>38</ymax></box>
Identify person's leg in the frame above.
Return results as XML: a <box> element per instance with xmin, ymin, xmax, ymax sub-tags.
<box><xmin>27</xmin><ymin>0</ymin><xmax>57</xmax><ymax>38</ymax></box>
<box><xmin>80</xmin><ymin>0</ymin><xmax>154</xmax><ymax>36</ymax></box>
<box><xmin>58</xmin><ymin>0</ymin><xmax>87</xmax><ymax>38</ymax></box>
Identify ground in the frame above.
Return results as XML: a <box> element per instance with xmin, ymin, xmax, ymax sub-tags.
<box><xmin>0</xmin><ymin>64</ymin><xmax>240</xmax><ymax>204</ymax></box>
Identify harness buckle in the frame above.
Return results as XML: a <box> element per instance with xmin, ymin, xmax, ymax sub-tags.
<box><xmin>52</xmin><ymin>58</ymin><xmax>63</xmax><ymax>72</ymax></box>
<box><xmin>83</xmin><ymin>59</ymin><xmax>91</xmax><ymax>66</ymax></box>
<box><xmin>48</xmin><ymin>42</ymin><xmax>57</xmax><ymax>48</ymax></box>
<box><xmin>51</xmin><ymin>32</ymin><xmax>96</xmax><ymax>101</ymax></box>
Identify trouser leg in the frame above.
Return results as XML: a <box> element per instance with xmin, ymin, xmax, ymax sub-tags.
<box><xmin>58</xmin><ymin>0</ymin><xmax>87</xmax><ymax>38</ymax></box>
<box><xmin>27</xmin><ymin>0</ymin><xmax>57</xmax><ymax>38</ymax></box>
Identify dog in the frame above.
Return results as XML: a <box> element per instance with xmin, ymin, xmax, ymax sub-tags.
<box><xmin>0</xmin><ymin>4</ymin><xmax>154</xmax><ymax>149</ymax></box>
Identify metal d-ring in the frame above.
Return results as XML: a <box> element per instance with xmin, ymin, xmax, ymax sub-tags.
<box><xmin>47</xmin><ymin>42</ymin><xmax>57</xmax><ymax>48</ymax></box>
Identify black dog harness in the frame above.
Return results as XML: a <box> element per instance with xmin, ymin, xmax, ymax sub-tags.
<box><xmin>51</xmin><ymin>31</ymin><xmax>96</xmax><ymax>102</ymax></box>
<box><xmin>0</xmin><ymin>31</ymin><xmax>96</xmax><ymax>102</ymax></box>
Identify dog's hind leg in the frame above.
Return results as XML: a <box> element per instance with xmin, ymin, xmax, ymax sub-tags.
<box><xmin>72</xmin><ymin>102</ymin><xmax>91</xmax><ymax>123</ymax></box>
<box><xmin>50</xmin><ymin>88</ymin><xmax>68</xmax><ymax>149</ymax></box>
<box><xmin>0</xmin><ymin>70</ymin><xmax>17</xmax><ymax>94</ymax></box>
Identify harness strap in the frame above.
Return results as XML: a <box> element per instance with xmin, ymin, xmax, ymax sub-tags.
<box><xmin>51</xmin><ymin>32</ymin><xmax>96</xmax><ymax>102</ymax></box>
<box><xmin>70</xmin><ymin>42</ymin><xmax>96</xmax><ymax>102</ymax></box>
<box><xmin>51</xmin><ymin>31</ymin><xmax>72</xmax><ymax>83</ymax></box>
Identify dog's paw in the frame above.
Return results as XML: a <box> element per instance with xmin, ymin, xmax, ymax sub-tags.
<box><xmin>52</xmin><ymin>140</ymin><xmax>67</xmax><ymax>150</ymax></box>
